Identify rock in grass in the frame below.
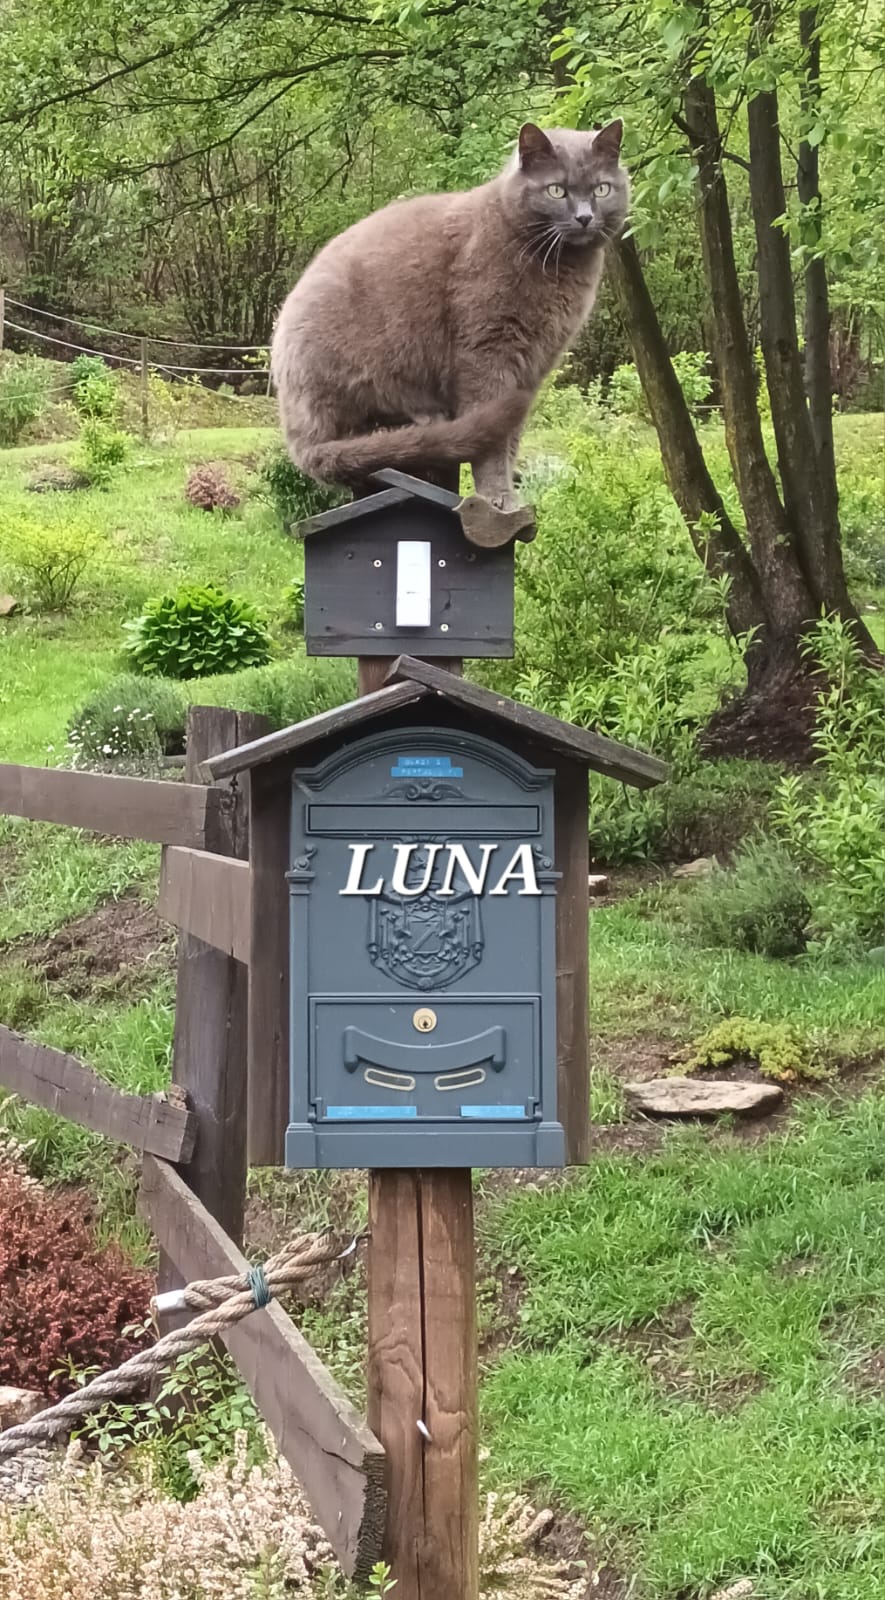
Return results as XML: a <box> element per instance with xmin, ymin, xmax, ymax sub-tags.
<box><xmin>0</xmin><ymin>1386</ymin><xmax>44</xmax><ymax>1430</ymax></box>
<box><xmin>625</xmin><ymin>1077</ymin><xmax>783</xmax><ymax>1118</ymax></box>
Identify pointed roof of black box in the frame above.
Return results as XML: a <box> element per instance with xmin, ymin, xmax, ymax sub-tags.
<box><xmin>297</xmin><ymin>470</ymin><xmax>460</xmax><ymax>540</ymax></box>
<box><xmin>199</xmin><ymin>655</ymin><xmax>668</xmax><ymax>789</ymax></box>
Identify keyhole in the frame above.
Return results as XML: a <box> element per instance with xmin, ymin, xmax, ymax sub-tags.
<box><xmin>413</xmin><ymin>1007</ymin><xmax>438</xmax><ymax>1033</ymax></box>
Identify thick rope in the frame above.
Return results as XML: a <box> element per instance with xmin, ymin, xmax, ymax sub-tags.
<box><xmin>0</xmin><ymin>1232</ymin><xmax>353</xmax><ymax>1460</ymax></box>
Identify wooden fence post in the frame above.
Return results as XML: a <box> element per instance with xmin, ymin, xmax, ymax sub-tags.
<box><xmin>360</xmin><ymin>520</ymin><xmax>479</xmax><ymax>1597</ymax></box>
<box><xmin>156</xmin><ymin>706</ymin><xmax>269</xmax><ymax>1305</ymax></box>
<box><xmin>0</xmin><ymin>287</ymin><xmax>5</xmax><ymax>354</ymax></box>
<box><xmin>140</xmin><ymin>337</ymin><xmax>149</xmax><ymax>440</ymax></box>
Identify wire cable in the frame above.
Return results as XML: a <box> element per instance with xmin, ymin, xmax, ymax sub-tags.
<box><xmin>4</xmin><ymin>295</ymin><xmax>267</xmax><ymax>352</ymax></box>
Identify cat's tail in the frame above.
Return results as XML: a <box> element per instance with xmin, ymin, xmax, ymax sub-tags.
<box><xmin>294</xmin><ymin>391</ymin><xmax>533</xmax><ymax>485</ymax></box>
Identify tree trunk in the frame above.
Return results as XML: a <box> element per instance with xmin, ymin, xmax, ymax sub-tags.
<box><xmin>798</xmin><ymin>5</ymin><xmax>838</xmax><ymax>528</ymax></box>
<box><xmin>745</xmin><ymin>15</ymin><xmax>875</xmax><ymax>650</ymax></box>
<box><xmin>609</xmin><ymin>236</ymin><xmax>764</xmax><ymax>644</ymax></box>
<box><xmin>682</xmin><ymin>76</ymin><xmax>814</xmax><ymax>637</ymax></box>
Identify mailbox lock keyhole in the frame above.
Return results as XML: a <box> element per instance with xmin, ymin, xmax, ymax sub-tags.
<box><xmin>413</xmin><ymin>1007</ymin><xmax>438</xmax><ymax>1034</ymax></box>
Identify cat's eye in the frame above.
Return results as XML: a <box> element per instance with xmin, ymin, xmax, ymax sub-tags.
<box><xmin>546</xmin><ymin>182</ymin><xmax>566</xmax><ymax>199</ymax></box>
<box><xmin>594</xmin><ymin>182</ymin><xmax>612</xmax><ymax>197</ymax></box>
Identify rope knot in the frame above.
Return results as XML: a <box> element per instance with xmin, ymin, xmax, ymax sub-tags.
<box><xmin>246</xmin><ymin>1263</ymin><xmax>273</xmax><ymax>1310</ymax></box>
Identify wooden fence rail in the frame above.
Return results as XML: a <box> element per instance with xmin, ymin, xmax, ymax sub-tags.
<box><xmin>0</xmin><ymin>763</ymin><xmax>230</xmax><ymax>849</ymax></box>
<box><xmin>141</xmin><ymin>1156</ymin><xmax>386</xmax><ymax>1580</ymax></box>
<box><xmin>158</xmin><ymin>847</ymin><xmax>251</xmax><ymax>964</ymax></box>
<box><xmin>0</xmin><ymin>1025</ymin><xmax>195</xmax><ymax>1162</ymax></box>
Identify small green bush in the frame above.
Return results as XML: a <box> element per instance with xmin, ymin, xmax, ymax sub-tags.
<box><xmin>282</xmin><ymin>575</ymin><xmax>305</xmax><ymax>631</ymax></box>
<box><xmin>0</xmin><ymin>510</ymin><xmax>105</xmax><ymax>610</ymax></box>
<box><xmin>608</xmin><ymin>350</ymin><xmax>712</xmax><ymax>421</ymax></box>
<box><xmin>70</xmin><ymin>356</ymin><xmax>119</xmax><ymax>421</ymax></box>
<box><xmin>192</xmin><ymin>654</ymin><xmax>356</xmax><ymax>725</ymax></box>
<box><xmin>685</xmin><ymin>1016</ymin><xmax>814</xmax><ymax>1083</ymax></box>
<box><xmin>685</xmin><ymin>837</ymin><xmax>811</xmax><ymax>958</ymax></box>
<box><xmin>655</xmin><ymin>759</ymin><xmax>782</xmax><ymax>862</ymax></box>
<box><xmin>775</xmin><ymin>616</ymin><xmax>885</xmax><ymax>947</ymax></box>
<box><xmin>75</xmin><ymin>419</ymin><xmax>132</xmax><ymax>487</ymax></box>
<box><xmin>256</xmin><ymin>446</ymin><xmax>346</xmax><ymax>528</ymax></box>
<box><xmin>0</xmin><ymin>354</ymin><xmax>51</xmax><ymax>444</ymax></box>
<box><xmin>123</xmin><ymin>585</ymin><xmax>274</xmax><ymax>678</ymax></box>
<box><xmin>67</xmin><ymin>675</ymin><xmax>187</xmax><ymax>768</ymax></box>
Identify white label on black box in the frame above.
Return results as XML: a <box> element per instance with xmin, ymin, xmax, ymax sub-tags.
<box><xmin>396</xmin><ymin>541</ymin><xmax>432</xmax><ymax>628</ymax></box>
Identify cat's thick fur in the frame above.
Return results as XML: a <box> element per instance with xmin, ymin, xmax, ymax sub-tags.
<box><xmin>271</xmin><ymin>121</ymin><xmax>629</xmax><ymax>505</ymax></box>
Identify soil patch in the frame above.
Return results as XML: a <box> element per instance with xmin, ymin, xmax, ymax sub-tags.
<box><xmin>701</xmin><ymin>672</ymin><xmax>818</xmax><ymax>765</ymax></box>
<box><xmin>544</xmin><ymin>1510</ymin><xmax>635</xmax><ymax>1598</ymax></box>
<box><xmin>16</xmin><ymin>893</ymin><xmax>174</xmax><ymax>1000</ymax></box>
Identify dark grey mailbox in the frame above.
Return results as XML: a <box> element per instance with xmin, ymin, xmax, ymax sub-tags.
<box><xmin>286</xmin><ymin>723</ymin><xmax>563</xmax><ymax>1169</ymax></box>
<box><xmin>297</xmin><ymin>471</ymin><xmax>524</xmax><ymax>659</ymax></box>
<box><xmin>199</xmin><ymin>653</ymin><xmax>668</xmax><ymax>1171</ymax></box>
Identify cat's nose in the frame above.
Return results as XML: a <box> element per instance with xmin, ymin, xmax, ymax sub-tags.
<box><xmin>575</xmin><ymin>212</ymin><xmax>592</xmax><ymax>228</ymax></box>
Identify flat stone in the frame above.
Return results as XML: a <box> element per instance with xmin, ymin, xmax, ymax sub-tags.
<box><xmin>0</xmin><ymin>1386</ymin><xmax>44</xmax><ymax>1429</ymax></box>
<box><xmin>672</xmin><ymin>856</ymin><xmax>718</xmax><ymax>878</ymax></box>
<box><xmin>0</xmin><ymin>594</ymin><xmax>19</xmax><ymax>617</ymax></box>
<box><xmin>625</xmin><ymin>1077</ymin><xmax>783</xmax><ymax>1118</ymax></box>
<box><xmin>588</xmin><ymin>874</ymin><xmax>609</xmax><ymax>896</ymax></box>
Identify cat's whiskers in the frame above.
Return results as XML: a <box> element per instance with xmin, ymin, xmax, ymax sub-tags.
<box><xmin>515</xmin><ymin>224</ymin><xmax>560</xmax><ymax>271</ymax></box>
<box><xmin>540</xmin><ymin>228</ymin><xmax>565</xmax><ymax>277</ymax></box>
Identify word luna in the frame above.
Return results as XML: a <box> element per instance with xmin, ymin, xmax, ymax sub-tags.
<box><xmin>339</xmin><ymin>842</ymin><xmax>543</xmax><ymax>898</ymax></box>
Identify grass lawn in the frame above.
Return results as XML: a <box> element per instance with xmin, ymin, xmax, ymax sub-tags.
<box><xmin>1</xmin><ymin>414</ymin><xmax>884</xmax><ymax>1597</ymax></box>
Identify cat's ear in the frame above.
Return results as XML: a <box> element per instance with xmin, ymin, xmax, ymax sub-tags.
<box><xmin>593</xmin><ymin>119</ymin><xmax>624</xmax><ymax>160</ymax></box>
<box><xmin>518</xmin><ymin>123</ymin><xmax>555</xmax><ymax>170</ymax></box>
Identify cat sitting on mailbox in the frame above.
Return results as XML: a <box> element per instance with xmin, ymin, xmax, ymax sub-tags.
<box><xmin>271</xmin><ymin>121</ymin><xmax>629</xmax><ymax>541</ymax></box>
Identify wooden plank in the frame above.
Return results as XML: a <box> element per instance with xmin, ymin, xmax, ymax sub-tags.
<box><xmin>387</xmin><ymin>654</ymin><xmax>669</xmax><ymax>788</ymax></box>
<box><xmin>368</xmin><ymin>1170</ymin><xmax>478</xmax><ymax>1600</ymax></box>
<box><xmin>141</xmin><ymin>1155</ymin><xmax>386</xmax><ymax>1579</ymax></box>
<box><xmin>0</xmin><ymin>764</ymin><xmax>227</xmax><ymax>847</ymax></box>
<box><xmin>247</xmin><ymin>763</ymin><xmax>290</xmax><ymax>1166</ymax></box>
<box><xmin>158</xmin><ymin>847</ymin><xmax>251</xmax><ymax>965</ymax></box>
<box><xmin>158</xmin><ymin>706</ymin><xmax>266</xmax><ymax>1302</ymax></box>
<box><xmin>0</xmin><ymin>1025</ymin><xmax>195</xmax><ymax>1161</ymax></box>
<box><xmin>553</xmin><ymin>759</ymin><xmax>591</xmax><ymax>1165</ymax></box>
<box><xmin>298</xmin><ymin>487</ymin><xmax>412</xmax><ymax>538</ymax></box>
<box><xmin>370</xmin><ymin>468</ymin><xmax>462</xmax><ymax>508</ymax></box>
<box><xmin>198</xmin><ymin>680</ymin><xmax>426</xmax><ymax>782</ymax></box>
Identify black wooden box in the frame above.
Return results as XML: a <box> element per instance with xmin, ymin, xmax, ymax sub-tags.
<box><xmin>298</xmin><ymin>473</ymin><xmax>514</xmax><ymax>658</ymax></box>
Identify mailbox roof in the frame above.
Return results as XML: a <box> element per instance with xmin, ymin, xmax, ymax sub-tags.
<box><xmin>200</xmin><ymin>655</ymin><xmax>668</xmax><ymax>789</ymax></box>
<box><xmin>297</xmin><ymin>470</ymin><xmax>460</xmax><ymax>540</ymax></box>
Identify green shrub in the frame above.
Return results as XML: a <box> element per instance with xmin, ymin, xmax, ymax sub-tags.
<box><xmin>75</xmin><ymin>419</ymin><xmax>132</xmax><ymax>487</ymax></box>
<box><xmin>282</xmin><ymin>575</ymin><xmax>305</xmax><ymax>631</ymax></box>
<box><xmin>255</xmin><ymin>446</ymin><xmax>346</xmax><ymax>528</ymax></box>
<box><xmin>774</xmin><ymin>616</ymin><xmax>885</xmax><ymax>947</ymax></box>
<box><xmin>70</xmin><ymin>356</ymin><xmax>119</xmax><ymax>421</ymax></box>
<box><xmin>0</xmin><ymin>510</ymin><xmax>104</xmax><ymax>610</ymax></box>
<box><xmin>0</xmin><ymin>354</ymin><xmax>51</xmax><ymax>444</ymax></box>
<box><xmin>654</xmin><ymin>759</ymin><xmax>783</xmax><ymax>862</ymax></box>
<box><xmin>123</xmin><ymin>585</ymin><xmax>273</xmax><ymax>678</ymax></box>
<box><xmin>192</xmin><ymin>654</ymin><xmax>355</xmax><ymax>725</ymax></box>
<box><xmin>67</xmin><ymin>675</ymin><xmax>187</xmax><ymax>768</ymax></box>
<box><xmin>608</xmin><ymin>350</ymin><xmax>712</xmax><ymax>421</ymax></box>
<box><xmin>684</xmin><ymin>837</ymin><xmax>811</xmax><ymax>958</ymax></box>
<box><xmin>684</xmin><ymin>1016</ymin><xmax>816</xmax><ymax>1083</ymax></box>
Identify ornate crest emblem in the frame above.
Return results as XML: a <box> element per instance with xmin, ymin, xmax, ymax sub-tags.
<box><xmin>367</xmin><ymin>844</ymin><xmax>483</xmax><ymax>991</ymax></box>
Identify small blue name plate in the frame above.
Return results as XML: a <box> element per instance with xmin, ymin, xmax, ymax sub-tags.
<box><xmin>391</xmin><ymin>755</ymin><xmax>463</xmax><ymax>778</ymax></box>
<box><xmin>326</xmin><ymin>1105</ymin><xmax>418</xmax><ymax>1120</ymax></box>
<box><xmin>460</xmin><ymin>1105</ymin><xmax>528</xmax><ymax>1120</ymax></box>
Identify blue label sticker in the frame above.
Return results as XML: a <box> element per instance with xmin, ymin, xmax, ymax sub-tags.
<box><xmin>391</xmin><ymin>755</ymin><xmax>463</xmax><ymax>779</ymax></box>
<box><xmin>460</xmin><ymin>1105</ymin><xmax>528</xmax><ymax>1120</ymax></box>
<box><xmin>326</xmin><ymin>1105</ymin><xmax>418</xmax><ymax>1121</ymax></box>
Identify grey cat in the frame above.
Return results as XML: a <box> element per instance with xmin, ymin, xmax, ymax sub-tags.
<box><xmin>271</xmin><ymin>121</ymin><xmax>629</xmax><ymax>509</ymax></box>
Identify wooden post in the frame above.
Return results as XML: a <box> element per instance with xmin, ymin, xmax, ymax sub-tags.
<box><xmin>140</xmin><ymin>336</ymin><xmax>149</xmax><ymax>439</ymax></box>
<box><xmin>0</xmin><ymin>287</ymin><xmax>5</xmax><ymax>354</ymax></box>
<box><xmin>360</xmin><ymin>453</ymin><xmax>478</xmax><ymax>1599</ymax></box>
<box><xmin>156</xmin><ymin>706</ymin><xmax>269</xmax><ymax>1306</ymax></box>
